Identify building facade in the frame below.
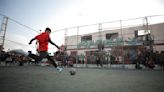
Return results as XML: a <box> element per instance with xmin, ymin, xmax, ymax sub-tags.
<box><xmin>65</xmin><ymin>23</ymin><xmax>164</xmax><ymax>64</ymax></box>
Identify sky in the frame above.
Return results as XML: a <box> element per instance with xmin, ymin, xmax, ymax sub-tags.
<box><xmin>0</xmin><ymin>0</ymin><xmax>164</xmax><ymax>54</ymax></box>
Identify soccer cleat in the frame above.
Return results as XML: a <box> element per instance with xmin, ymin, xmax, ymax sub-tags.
<box><xmin>57</xmin><ymin>67</ymin><xmax>63</xmax><ymax>72</ymax></box>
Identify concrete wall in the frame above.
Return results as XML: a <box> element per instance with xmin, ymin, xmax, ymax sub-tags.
<box><xmin>66</xmin><ymin>23</ymin><xmax>164</xmax><ymax>55</ymax></box>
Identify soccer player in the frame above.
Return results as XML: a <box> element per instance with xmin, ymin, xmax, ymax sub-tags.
<box><xmin>29</xmin><ymin>27</ymin><xmax>63</xmax><ymax>72</ymax></box>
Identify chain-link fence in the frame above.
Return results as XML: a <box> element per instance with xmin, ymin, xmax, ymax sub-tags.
<box><xmin>52</xmin><ymin>15</ymin><xmax>164</xmax><ymax>69</ymax></box>
<box><xmin>0</xmin><ymin>14</ymin><xmax>164</xmax><ymax>69</ymax></box>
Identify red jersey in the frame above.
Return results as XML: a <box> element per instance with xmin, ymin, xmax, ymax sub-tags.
<box><xmin>35</xmin><ymin>32</ymin><xmax>50</xmax><ymax>51</ymax></box>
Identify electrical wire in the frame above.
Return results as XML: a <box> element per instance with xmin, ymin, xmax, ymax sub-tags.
<box><xmin>0</xmin><ymin>13</ymin><xmax>39</xmax><ymax>33</ymax></box>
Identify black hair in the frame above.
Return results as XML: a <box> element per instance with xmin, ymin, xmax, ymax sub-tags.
<box><xmin>45</xmin><ymin>27</ymin><xmax>51</xmax><ymax>32</ymax></box>
<box><xmin>28</xmin><ymin>51</ymin><xmax>32</xmax><ymax>54</ymax></box>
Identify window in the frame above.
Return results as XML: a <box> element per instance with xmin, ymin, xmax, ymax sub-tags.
<box><xmin>134</xmin><ymin>30</ymin><xmax>151</xmax><ymax>41</ymax></box>
<box><xmin>81</xmin><ymin>35</ymin><xmax>92</xmax><ymax>41</ymax></box>
<box><xmin>134</xmin><ymin>30</ymin><xmax>151</xmax><ymax>37</ymax></box>
<box><xmin>106</xmin><ymin>33</ymin><xmax>118</xmax><ymax>40</ymax></box>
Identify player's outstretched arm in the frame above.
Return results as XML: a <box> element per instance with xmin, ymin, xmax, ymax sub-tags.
<box><xmin>29</xmin><ymin>38</ymin><xmax>36</xmax><ymax>45</ymax></box>
<box><xmin>49</xmin><ymin>39</ymin><xmax>60</xmax><ymax>49</ymax></box>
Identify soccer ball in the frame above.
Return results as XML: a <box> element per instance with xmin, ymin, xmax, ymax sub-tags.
<box><xmin>69</xmin><ymin>68</ymin><xmax>76</xmax><ymax>75</ymax></box>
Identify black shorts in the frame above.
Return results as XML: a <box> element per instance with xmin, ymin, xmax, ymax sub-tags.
<box><xmin>39</xmin><ymin>51</ymin><xmax>49</xmax><ymax>59</ymax></box>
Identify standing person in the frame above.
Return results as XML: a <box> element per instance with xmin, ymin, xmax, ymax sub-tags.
<box><xmin>135</xmin><ymin>49</ymin><xmax>142</xmax><ymax>69</ymax></box>
<box><xmin>96</xmin><ymin>54</ymin><xmax>103</xmax><ymax>68</ymax></box>
<box><xmin>29</xmin><ymin>27</ymin><xmax>63</xmax><ymax>72</ymax></box>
